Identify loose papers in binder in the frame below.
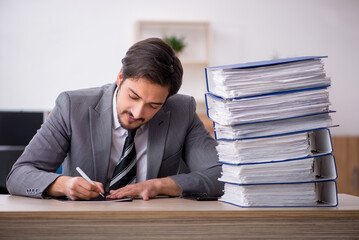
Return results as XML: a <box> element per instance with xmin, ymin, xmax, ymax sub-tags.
<box><xmin>216</xmin><ymin>128</ymin><xmax>333</xmax><ymax>164</ymax></box>
<box><xmin>214</xmin><ymin>113</ymin><xmax>334</xmax><ymax>140</ymax></box>
<box><xmin>219</xmin><ymin>155</ymin><xmax>337</xmax><ymax>185</ymax></box>
<box><xmin>205</xmin><ymin>87</ymin><xmax>331</xmax><ymax>126</ymax></box>
<box><xmin>205</xmin><ymin>57</ymin><xmax>330</xmax><ymax>99</ymax></box>
<box><xmin>219</xmin><ymin>181</ymin><xmax>338</xmax><ymax>207</ymax></box>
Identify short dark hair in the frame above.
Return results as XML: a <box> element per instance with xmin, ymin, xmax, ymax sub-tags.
<box><xmin>121</xmin><ymin>38</ymin><xmax>183</xmax><ymax>97</ymax></box>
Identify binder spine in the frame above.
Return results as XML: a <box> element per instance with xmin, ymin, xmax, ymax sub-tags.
<box><xmin>205</xmin><ymin>67</ymin><xmax>210</xmax><ymax>93</ymax></box>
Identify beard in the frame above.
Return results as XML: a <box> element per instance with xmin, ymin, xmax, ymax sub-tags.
<box><xmin>118</xmin><ymin>110</ymin><xmax>145</xmax><ymax>130</ymax></box>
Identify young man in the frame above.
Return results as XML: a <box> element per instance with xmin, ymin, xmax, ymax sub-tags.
<box><xmin>6</xmin><ymin>38</ymin><xmax>223</xmax><ymax>200</ymax></box>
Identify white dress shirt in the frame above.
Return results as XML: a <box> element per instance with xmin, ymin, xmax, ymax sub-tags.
<box><xmin>107</xmin><ymin>86</ymin><xmax>148</xmax><ymax>184</ymax></box>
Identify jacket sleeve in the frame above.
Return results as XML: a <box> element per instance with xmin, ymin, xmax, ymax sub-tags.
<box><xmin>169</xmin><ymin>97</ymin><xmax>224</xmax><ymax>197</ymax></box>
<box><xmin>6</xmin><ymin>92</ymin><xmax>72</xmax><ymax>198</ymax></box>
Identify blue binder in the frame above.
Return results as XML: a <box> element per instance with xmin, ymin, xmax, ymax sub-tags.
<box><xmin>219</xmin><ymin>154</ymin><xmax>338</xmax><ymax>185</ymax></box>
<box><xmin>219</xmin><ymin>181</ymin><xmax>338</xmax><ymax>208</ymax></box>
<box><xmin>217</xmin><ymin>128</ymin><xmax>335</xmax><ymax>165</ymax></box>
<box><xmin>206</xmin><ymin>56</ymin><xmax>327</xmax><ymax>71</ymax></box>
<box><xmin>205</xmin><ymin>86</ymin><xmax>332</xmax><ymax>126</ymax></box>
<box><xmin>212</xmin><ymin>115</ymin><xmax>337</xmax><ymax>141</ymax></box>
<box><xmin>205</xmin><ymin>56</ymin><xmax>330</xmax><ymax>99</ymax></box>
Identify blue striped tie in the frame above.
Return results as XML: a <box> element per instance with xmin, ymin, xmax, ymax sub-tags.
<box><xmin>109</xmin><ymin>129</ymin><xmax>137</xmax><ymax>190</ymax></box>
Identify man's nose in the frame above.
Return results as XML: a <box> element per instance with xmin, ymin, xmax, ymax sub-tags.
<box><xmin>132</xmin><ymin>103</ymin><xmax>145</xmax><ymax>119</ymax></box>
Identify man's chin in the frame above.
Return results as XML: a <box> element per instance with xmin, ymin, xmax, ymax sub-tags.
<box><xmin>118</xmin><ymin>113</ymin><xmax>145</xmax><ymax>130</ymax></box>
<box><xmin>123</xmin><ymin>125</ymin><xmax>138</xmax><ymax>130</ymax></box>
<box><xmin>119</xmin><ymin>120</ymin><xmax>143</xmax><ymax>130</ymax></box>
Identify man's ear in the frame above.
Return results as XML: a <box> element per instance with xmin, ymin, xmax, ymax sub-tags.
<box><xmin>116</xmin><ymin>71</ymin><xmax>123</xmax><ymax>87</ymax></box>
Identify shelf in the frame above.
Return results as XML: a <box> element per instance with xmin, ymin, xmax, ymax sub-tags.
<box><xmin>135</xmin><ymin>21</ymin><xmax>210</xmax><ymax>64</ymax></box>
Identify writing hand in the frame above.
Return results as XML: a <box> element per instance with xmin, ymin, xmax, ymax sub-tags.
<box><xmin>45</xmin><ymin>176</ymin><xmax>105</xmax><ymax>200</ymax></box>
<box><xmin>66</xmin><ymin>176</ymin><xmax>105</xmax><ymax>200</ymax></box>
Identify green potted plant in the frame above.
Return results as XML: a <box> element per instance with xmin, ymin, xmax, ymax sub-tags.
<box><xmin>163</xmin><ymin>35</ymin><xmax>186</xmax><ymax>55</ymax></box>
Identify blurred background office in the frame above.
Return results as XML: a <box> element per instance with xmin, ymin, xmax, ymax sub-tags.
<box><xmin>0</xmin><ymin>0</ymin><xmax>358</xmax><ymax>194</ymax></box>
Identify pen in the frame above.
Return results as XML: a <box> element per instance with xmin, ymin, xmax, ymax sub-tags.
<box><xmin>76</xmin><ymin>167</ymin><xmax>105</xmax><ymax>198</ymax></box>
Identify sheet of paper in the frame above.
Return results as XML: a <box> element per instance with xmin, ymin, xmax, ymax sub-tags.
<box><xmin>55</xmin><ymin>197</ymin><xmax>133</xmax><ymax>203</ymax></box>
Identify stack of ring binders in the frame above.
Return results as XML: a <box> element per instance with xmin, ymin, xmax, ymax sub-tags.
<box><xmin>204</xmin><ymin>56</ymin><xmax>338</xmax><ymax>207</ymax></box>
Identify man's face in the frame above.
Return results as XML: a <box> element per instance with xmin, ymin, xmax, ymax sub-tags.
<box><xmin>116</xmin><ymin>75</ymin><xmax>169</xmax><ymax>130</ymax></box>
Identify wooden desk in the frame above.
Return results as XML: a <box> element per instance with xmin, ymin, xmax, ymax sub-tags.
<box><xmin>1</xmin><ymin>194</ymin><xmax>359</xmax><ymax>239</ymax></box>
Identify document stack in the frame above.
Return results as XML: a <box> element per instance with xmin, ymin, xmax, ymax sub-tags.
<box><xmin>205</xmin><ymin>56</ymin><xmax>338</xmax><ymax>207</ymax></box>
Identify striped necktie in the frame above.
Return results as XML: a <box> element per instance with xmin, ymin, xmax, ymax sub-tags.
<box><xmin>109</xmin><ymin>129</ymin><xmax>137</xmax><ymax>190</ymax></box>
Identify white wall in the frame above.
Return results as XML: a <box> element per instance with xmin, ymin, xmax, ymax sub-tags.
<box><xmin>0</xmin><ymin>0</ymin><xmax>358</xmax><ymax>135</ymax></box>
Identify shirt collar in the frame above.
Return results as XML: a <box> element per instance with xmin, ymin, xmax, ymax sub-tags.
<box><xmin>112</xmin><ymin>86</ymin><xmax>121</xmax><ymax>130</ymax></box>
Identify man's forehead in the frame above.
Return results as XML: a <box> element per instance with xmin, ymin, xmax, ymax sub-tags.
<box><xmin>123</xmin><ymin>77</ymin><xmax>169</xmax><ymax>102</ymax></box>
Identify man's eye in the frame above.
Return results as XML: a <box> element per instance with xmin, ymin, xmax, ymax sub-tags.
<box><xmin>149</xmin><ymin>104</ymin><xmax>159</xmax><ymax>110</ymax></box>
<box><xmin>129</xmin><ymin>94</ymin><xmax>138</xmax><ymax>100</ymax></box>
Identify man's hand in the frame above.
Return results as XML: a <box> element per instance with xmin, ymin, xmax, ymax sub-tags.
<box><xmin>44</xmin><ymin>176</ymin><xmax>105</xmax><ymax>200</ymax></box>
<box><xmin>106</xmin><ymin>177</ymin><xmax>182</xmax><ymax>201</ymax></box>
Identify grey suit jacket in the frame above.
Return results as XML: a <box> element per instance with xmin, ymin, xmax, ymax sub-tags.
<box><xmin>6</xmin><ymin>83</ymin><xmax>223</xmax><ymax>198</ymax></box>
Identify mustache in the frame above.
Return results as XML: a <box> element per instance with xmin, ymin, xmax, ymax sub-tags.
<box><xmin>120</xmin><ymin>110</ymin><xmax>145</xmax><ymax>122</ymax></box>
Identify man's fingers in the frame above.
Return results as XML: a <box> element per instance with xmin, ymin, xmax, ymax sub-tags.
<box><xmin>107</xmin><ymin>185</ymin><xmax>136</xmax><ymax>199</ymax></box>
<box><xmin>107</xmin><ymin>184</ymin><xmax>151</xmax><ymax>201</ymax></box>
<box><xmin>94</xmin><ymin>181</ymin><xmax>105</xmax><ymax>195</ymax></box>
<box><xmin>77</xmin><ymin>179</ymin><xmax>104</xmax><ymax>198</ymax></box>
<box><xmin>142</xmin><ymin>193</ymin><xmax>150</xmax><ymax>201</ymax></box>
<box><xmin>66</xmin><ymin>177</ymin><xmax>101</xmax><ymax>200</ymax></box>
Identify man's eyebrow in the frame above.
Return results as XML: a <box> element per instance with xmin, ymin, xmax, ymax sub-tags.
<box><xmin>128</xmin><ymin>87</ymin><xmax>165</xmax><ymax>105</ymax></box>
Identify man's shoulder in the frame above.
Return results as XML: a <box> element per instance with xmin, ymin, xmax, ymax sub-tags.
<box><xmin>163</xmin><ymin>94</ymin><xmax>196</xmax><ymax>113</ymax></box>
<box><xmin>63</xmin><ymin>83</ymin><xmax>114</xmax><ymax>98</ymax></box>
<box><xmin>57</xmin><ymin>83</ymin><xmax>115</xmax><ymax>104</ymax></box>
<box><xmin>165</xmin><ymin>94</ymin><xmax>194</xmax><ymax>105</ymax></box>
<box><xmin>53</xmin><ymin>83</ymin><xmax>116</xmax><ymax>114</ymax></box>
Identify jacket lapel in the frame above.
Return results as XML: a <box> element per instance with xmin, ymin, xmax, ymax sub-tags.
<box><xmin>89</xmin><ymin>83</ymin><xmax>116</xmax><ymax>184</ymax></box>
<box><xmin>147</xmin><ymin>108</ymin><xmax>171</xmax><ymax>179</ymax></box>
